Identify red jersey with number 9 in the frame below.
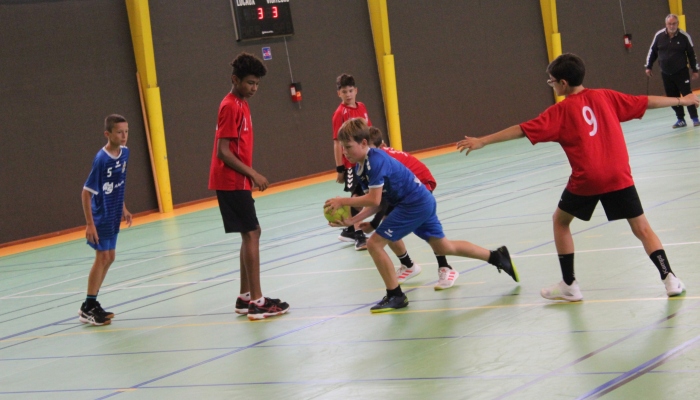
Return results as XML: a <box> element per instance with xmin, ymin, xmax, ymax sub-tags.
<box><xmin>519</xmin><ymin>89</ymin><xmax>648</xmax><ymax>196</ymax></box>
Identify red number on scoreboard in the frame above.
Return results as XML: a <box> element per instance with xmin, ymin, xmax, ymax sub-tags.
<box><xmin>272</xmin><ymin>6</ymin><xmax>278</xmax><ymax>18</ymax></box>
<box><xmin>257</xmin><ymin>7</ymin><xmax>263</xmax><ymax>20</ymax></box>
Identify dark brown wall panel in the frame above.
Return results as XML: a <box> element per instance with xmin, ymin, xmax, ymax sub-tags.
<box><xmin>149</xmin><ymin>0</ymin><xmax>386</xmax><ymax>205</ymax></box>
<box><xmin>558</xmin><ymin>0</ymin><xmax>670</xmax><ymax>95</ymax></box>
<box><xmin>0</xmin><ymin>0</ymin><xmax>157</xmax><ymax>244</ymax></box>
<box><xmin>388</xmin><ymin>0</ymin><xmax>552</xmax><ymax>149</ymax></box>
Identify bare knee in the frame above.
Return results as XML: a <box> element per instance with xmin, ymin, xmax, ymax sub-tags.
<box><xmin>241</xmin><ymin>226</ymin><xmax>261</xmax><ymax>241</ymax></box>
<box><xmin>367</xmin><ymin>234</ymin><xmax>387</xmax><ymax>254</ymax></box>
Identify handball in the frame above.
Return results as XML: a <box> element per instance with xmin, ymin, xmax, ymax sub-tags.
<box><xmin>324</xmin><ymin>205</ymin><xmax>351</xmax><ymax>223</ymax></box>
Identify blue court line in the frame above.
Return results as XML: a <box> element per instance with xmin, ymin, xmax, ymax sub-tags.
<box><xmin>0</xmin><ymin>239</ymin><xmax>348</xmax><ymax>344</ymax></box>
<box><xmin>3</xmin><ymin>369</ymin><xmax>699</xmax><ymax>395</ymax></box>
<box><xmin>575</xmin><ymin>333</ymin><xmax>700</xmax><ymax>399</ymax></box>
<box><xmin>493</xmin><ymin>301</ymin><xmax>700</xmax><ymax>400</ymax></box>
<box><xmin>0</xmin><ymin>325</ymin><xmax>683</xmax><ymax>363</ymax></box>
<box><xmin>93</xmin><ymin>302</ymin><xmax>373</xmax><ymax>400</ymax></box>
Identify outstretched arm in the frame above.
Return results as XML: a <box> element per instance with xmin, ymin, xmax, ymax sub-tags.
<box><xmin>647</xmin><ymin>92</ymin><xmax>699</xmax><ymax>109</ymax></box>
<box><xmin>457</xmin><ymin>125</ymin><xmax>525</xmax><ymax>156</ymax></box>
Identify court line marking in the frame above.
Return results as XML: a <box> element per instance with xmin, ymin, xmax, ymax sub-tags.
<box><xmin>575</xmin><ymin>333</ymin><xmax>700</xmax><ymax>399</ymax></box>
<box><xmin>493</xmin><ymin>300</ymin><xmax>700</xmax><ymax>399</ymax></box>
<box><xmin>2</xmin><ymin>295</ymin><xmax>697</xmax><ymax>344</ymax></box>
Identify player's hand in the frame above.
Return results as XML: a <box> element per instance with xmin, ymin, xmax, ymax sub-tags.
<box><xmin>358</xmin><ymin>222</ymin><xmax>375</xmax><ymax>233</ymax></box>
<box><xmin>252</xmin><ymin>172</ymin><xmax>269</xmax><ymax>191</ymax></box>
<box><xmin>681</xmin><ymin>92</ymin><xmax>700</xmax><ymax>108</ymax></box>
<box><xmin>328</xmin><ymin>216</ymin><xmax>351</xmax><ymax>228</ymax></box>
<box><xmin>335</xmin><ymin>171</ymin><xmax>344</xmax><ymax>184</ymax></box>
<box><xmin>86</xmin><ymin>224</ymin><xmax>99</xmax><ymax>245</ymax></box>
<box><xmin>324</xmin><ymin>197</ymin><xmax>343</xmax><ymax>213</ymax></box>
<box><xmin>645</xmin><ymin>69</ymin><xmax>653</xmax><ymax>78</ymax></box>
<box><xmin>457</xmin><ymin>136</ymin><xmax>485</xmax><ymax>156</ymax></box>
<box><xmin>692</xmin><ymin>72</ymin><xmax>699</xmax><ymax>81</ymax></box>
<box><xmin>123</xmin><ymin>208</ymin><xmax>133</xmax><ymax>228</ymax></box>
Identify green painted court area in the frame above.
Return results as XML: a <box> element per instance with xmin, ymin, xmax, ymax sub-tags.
<box><xmin>1</xmin><ymin>108</ymin><xmax>699</xmax><ymax>399</ymax></box>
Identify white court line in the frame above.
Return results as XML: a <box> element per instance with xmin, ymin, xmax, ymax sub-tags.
<box><xmin>2</xmin><ymin>268</ymin><xmax>378</xmax><ymax>299</ymax></box>
<box><xmin>0</xmin><ymin>212</ymin><xmax>334</xmax><ymax>300</ymax></box>
<box><xmin>7</xmin><ymin>241</ymin><xmax>699</xmax><ymax>300</ymax></box>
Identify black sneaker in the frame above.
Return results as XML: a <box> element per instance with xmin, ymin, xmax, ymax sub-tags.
<box><xmin>492</xmin><ymin>246</ymin><xmax>520</xmax><ymax>282</ymax></box>
<box><xmin>338</xmin><ymin>227</ymin><xmax>355</xmax><ymax>242</ymax></box>
<box><xmin>248</xmin><ymin>298</ymin><xmax>290</xmax><ymax>321</ymax></box>
<box><xmin>354</xmin><ymin>231</ymin><xmax>367</xmax><ymax>251</ymax></box>
<box><xmin>78</xmin><ymin>306</ymin><xmax>112</xmax><ymax>326</ymax></box>
<box><xmin>95</xmin><ymin>301</ymin><xmax>114</xmax><ymax>319</ymax></box>
<box><xmin>235</xmin><ymin>297</ymin><xmax>250</xmax><ymax>315</ymax></box>
<box><xmin>370</xmin><ymin>293</ymin><xmax>408</xmax><ymax>313</ymax></box>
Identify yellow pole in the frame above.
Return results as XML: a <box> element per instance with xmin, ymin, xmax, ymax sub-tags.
<box><xmin>125</xmin><ymin>0</ymin><xmax>173</xmax><ymax>212</ymax></box>
<box><xmin>540</xmin><ymin>0</ymin><xmax>564</xmax><ymax>103</ymax></box>
<box><xmin>669</xmin><ymin>0</ymin><xmax>686</xmax><ymax>31</ymax></box>
<box><xmin>367</xmin><ymin>0</ymin><xmax>402</xmax><ymax>151</ymax></box>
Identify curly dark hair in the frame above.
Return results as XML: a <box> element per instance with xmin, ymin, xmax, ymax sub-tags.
<box><xmin>336</xmin><ymin>73</ymin><xmax>355</xmax><ymax>90</ymax></box>
<box><xmin>230</xmin><ymin>52</ymin><xmax>267</xmax><ymax>79</ymax></box>
<box><xmin>104</xmin><ymin>114</ymin><xmax>127</xmax><ymax>132</ymax></box>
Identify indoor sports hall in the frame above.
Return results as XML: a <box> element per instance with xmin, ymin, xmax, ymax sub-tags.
<box><xmin>1</xmin><ymin>108</ymin><xmax>699</xmax><ymax>398</ymax></box>
<box><xmin>2</xmin><ymin>0</ymin><xmax>700</xmax><ymax>399</ymax></box>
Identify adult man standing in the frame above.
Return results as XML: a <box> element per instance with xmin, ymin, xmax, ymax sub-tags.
<box><xmin>645</xmin><ymin>14</ymin><xmax>699</xmax><ymax>128</ymax></box>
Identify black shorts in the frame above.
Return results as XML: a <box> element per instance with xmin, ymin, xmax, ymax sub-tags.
<box><xmin>343</xmin><ymin>167</ymin><xmax>363</xmax><ymax>195</ymax></box>
<box><xmin>216</xmin><ymin>190</ymin><xmax>259</xmax><ymax>233</ymax></box>
<box><xmin>558</xmin><ymin>185</ymin><xmax>644</xmax><ymax>222</ymax></box>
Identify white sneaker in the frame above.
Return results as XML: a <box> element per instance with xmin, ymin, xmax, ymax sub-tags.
<box><xmin>434</xmin><ymin>267</ymin><xmax>459</xmax><ymax>290</ymax></box>
<box><xmin>396</xmin><ymin>263</ymin><xmax>422</xmax><ymax>283</ymax></box>
<box><xmin>664</xmin><ymin>273</ymin><xmax>686</xmax><ymax>297</ymax></box>
<box><xmin>540</xmin><ymin>280</ymin><xmax>583</xmax><ymax>301</ymax></box>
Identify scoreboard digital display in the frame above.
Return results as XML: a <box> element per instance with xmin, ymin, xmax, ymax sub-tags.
<box><xmin>230</xmin><ymin>0</ymin><xmax>294</xmax><ymax>41</ymax></box>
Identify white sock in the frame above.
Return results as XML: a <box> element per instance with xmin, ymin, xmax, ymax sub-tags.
<box><xmin>252</xmin><ymin>297</ymin><xmax>265</xmax><ymax>306</ymax></box>
<box><xmin>239</xmin><ymin>292</ymin><xmax>251</xmax><ymax>301</ymax></box>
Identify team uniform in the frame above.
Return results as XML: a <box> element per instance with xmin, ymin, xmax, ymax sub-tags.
<box><xmin>209</xmin><ymin>92</ymin><xmax>258</xmax><ymax>233</ymax></box>
<box><xmin>83</xmin><ymin>146</ymin><xmax>130</xmax><ymax>251</ymax></box>
<box><xmin>332</xmin><ymin>102</ymin><xmax>371</xmax><ymax>193</ymax></box>
<box><xmin>358</xmin><ymin>148</ymin><xmax>444</xmax><ymax>242</ymax></box>
<box><xmin>520</xmin><ymin>88</ymin><xmax>648</xmax><ymax>221</ymax></box>
<box><xmin>370</xmin><ymin>147</ymin><xmax>437</xmax><ymax>229</ymax></box>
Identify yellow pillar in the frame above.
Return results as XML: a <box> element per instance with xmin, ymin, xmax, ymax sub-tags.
<box><xmin>125</xmin><ymin>0</ymin><xmax>173</xmax><ymax>212</ymax></box>
<box><xmin>669</xmin><ymin>0</ymin><xmax>686</xmax><ymax>31</ymax></box>
<box><xmin>367</xmin><ymin>0</ymin><xmax>402</xmax><ymax>151</ymax></box>
<box><xmin>540</xmin><ymin>0</ymin><xmax>564</xmax><ymax>103</ymax></box>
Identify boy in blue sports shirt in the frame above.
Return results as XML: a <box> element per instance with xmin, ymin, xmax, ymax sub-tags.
<box><xmin>78</xmin><ymin>114</ymin><xmax>132</xmax><ymax>326</ymax></box>
<box><xmin>325</xmin><ymin>118</ymin><xmax>519</xmax><ymax>312</ymax></box>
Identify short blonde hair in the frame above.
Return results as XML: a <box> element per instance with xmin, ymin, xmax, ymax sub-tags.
<box><xmin>337</xmin><ymin>118</ymin><xmax>370</xmax><ymax>144</ymax></box>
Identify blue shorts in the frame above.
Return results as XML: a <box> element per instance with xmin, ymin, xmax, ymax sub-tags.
<box><xmin>87</xmin><ymin>234</ymin><xmax>118</xmax><ymax>251</ymax></box>
<box><xmin>375</xmin><ymin>195</ymin><xmax>445</xmax><ymax>242</ymax></box>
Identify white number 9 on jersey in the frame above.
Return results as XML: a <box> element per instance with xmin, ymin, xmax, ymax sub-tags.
<box><xmin>582</xmin><ymin>106</ymin><xmax>598</xmax><ymax>137</ymax></box>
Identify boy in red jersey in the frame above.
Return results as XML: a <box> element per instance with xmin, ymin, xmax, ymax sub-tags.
<box><xmin>457</xmin><ymin>53</ymin><xmax>698</xmax><ymax>301</ymax></box>
<box><xmin>332</xmin><ymin>73</ymin><xmax>371</xmax><ymax>251</ymax></box>
<box><xmin>209</xmin><ymin>52</ymin><xmax>289</xmax><ymax>320</ymax></box>
<box><xmin>359</xmin><ymin>127</ymin><xmax>458</xmax><ymax>290</ymax></box>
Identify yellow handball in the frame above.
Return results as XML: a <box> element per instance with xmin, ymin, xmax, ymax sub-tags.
<box><xmin>324</xmin><ymin>205</ymin><xmax>351</xmax><ymax>223</ymax></box>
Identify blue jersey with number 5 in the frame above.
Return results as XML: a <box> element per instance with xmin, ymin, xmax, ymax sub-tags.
<box><xmin>83</xmin><ymin>147</ymin><xmax>129</xmax><ymax>238</ymax></box>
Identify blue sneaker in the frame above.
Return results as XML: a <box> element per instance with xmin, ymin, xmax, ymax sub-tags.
<box><xmin>692</xmin><ymin>118</ymin><xmax>700</xmax><ymax>127</ymax></box>
<box><xmin>672</xmin><ymin>119</ymin><xmax>687</xmax><ymax>128</ymax></box>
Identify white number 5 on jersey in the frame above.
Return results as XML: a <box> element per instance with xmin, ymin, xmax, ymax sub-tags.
<box><xmin>582</xmin><ymin>106</ymin><xmax>598</xmax><ymax>137</ymax></box>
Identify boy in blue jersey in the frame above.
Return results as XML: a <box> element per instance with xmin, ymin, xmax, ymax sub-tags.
<box><xmin>324</xmin><ymin>118</ymin><xmax>519</xmax><ymax>312</ymax></box>
<box><xmin>78</xmin><ymin>114</ymin><xmax>132</xmax><ymax>326</ymax></box>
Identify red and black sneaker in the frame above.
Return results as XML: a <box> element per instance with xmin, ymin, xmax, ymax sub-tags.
<box><xmin>248</xmin><ymin>298</ymin><xmax>290</xmax><ymax>321</ymax></box>
<box><xmin>235</xmin><ymin>297</ymin><xmax>250</xmax><ymax>315</ymax></box>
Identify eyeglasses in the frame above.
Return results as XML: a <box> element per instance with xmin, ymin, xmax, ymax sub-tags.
<box><xmin>546</xmin><ymin>78</ymin><xmax>559</xmax><ymax>86</ymax></box>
